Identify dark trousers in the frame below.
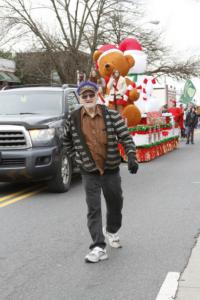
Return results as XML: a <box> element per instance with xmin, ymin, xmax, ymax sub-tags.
<box><xmin>82</xmin><ymin>171</ymin><xmax>123</xmax><ymax>249</ymax></box>
<box><xmin>186</xmin><ymin>127</ymin><xmax>194</xmax><ymax>143</ymax></box>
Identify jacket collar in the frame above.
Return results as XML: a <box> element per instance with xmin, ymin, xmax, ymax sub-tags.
<box><xmin>70</xmin><ymin>105</ymin><xmax>110</xmax><ymax>162</ymax></box>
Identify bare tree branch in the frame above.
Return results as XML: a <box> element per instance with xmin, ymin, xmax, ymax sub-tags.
<box><xmin>1</xmin><ymin>0</ymin><xmax>200</xmax><ymax>83</ymax></box>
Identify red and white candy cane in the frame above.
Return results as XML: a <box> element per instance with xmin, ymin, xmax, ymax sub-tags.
<box><xmin>124</xmin><ymin>82</ymin><xmax>142</xmax><ymax>101</ymax></box>
<box><xmin>142</xmin><ymin>77</ymin><xmax>156</xmax><ymax>101</ymax></box>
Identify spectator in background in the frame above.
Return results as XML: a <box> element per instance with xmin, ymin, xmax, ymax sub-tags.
<box><xmin>179</xmin><ymin>104</ymin><xmax>185</xmax><ymax>138</ymax></box>
<box><xmin>160</xmin><ymin>104</ymin><xmax>168</xmax><ymax>113</ymax></box>
<box><xmin>168</xmin><ymin>99</ymin><xmax>184</xmax><ymax>136</ymax></box>
<box><xmin>89</xmin><ymin>69</ymin><xmax>98</xmax><ymax>84</ymax></box>
<box><xmin>89</xmin><ymin>68</ymin><xmax>106</xmax><ymax>104</ymax></box>
<box><xmin>185</xmin><ymin>104</ymin><xmax>198</xmax><ymax>144</ymax></box>
<box><xmin>168</xmin><ymin>100</ymin><xmax>182</xmax><ymax>124</ymax></box>
<box><xmin>77</xmin><ymin>70</ymin><xmax>86</xmax><ymax>85</ymax></box>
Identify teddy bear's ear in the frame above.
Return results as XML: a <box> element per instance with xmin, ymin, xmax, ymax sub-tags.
<box><xmin>93</xmin><ymin>50</ymin><xmax>103</xmax><ymax>62</ymax></box>
<box><xmin>125</xmin><ymin>55</ymin><xmax>135</xmax><ymax>68</ymax></box>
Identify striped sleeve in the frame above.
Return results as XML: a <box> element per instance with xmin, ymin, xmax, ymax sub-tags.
<box><xmin>62</xmin><ymin>116</ymin><xmax>75</xmax><ymax>158</ymax></box>
<box><xmin>110</xmin><ymin>110</ymin><xmax>136</xmax><ymax>156</ymax></box>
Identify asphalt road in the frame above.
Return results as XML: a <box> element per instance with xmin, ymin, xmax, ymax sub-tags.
<box><xmin>1</xmin><ymin>133</ymin><xmax>200</xmax><ymax>300</ymax></box>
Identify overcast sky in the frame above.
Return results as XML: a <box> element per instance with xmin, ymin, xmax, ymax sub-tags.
<box><xmin>145</xmin><ymin>0</ymin><xmax>200</xmax><ymax>56</ymax></box>
<box><xmin>4</xmin><ymin>0</ymin><xmax>200</xmax><ymax>56</ymax></box>
<box><xmin>144</xmin><ymin>0</ymin><xmax>200</xmax><ymax>103</ymax></box>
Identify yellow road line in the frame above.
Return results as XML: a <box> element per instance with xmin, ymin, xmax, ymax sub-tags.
<box><xmin>0</xmin><ymin>185</ymin><xmax>43</xmax><ymax>203</ymax></box>
<box><xmin>0</xmin><ymin>186</ymin><xmax>47</xmax><ymax>208</ymax></box>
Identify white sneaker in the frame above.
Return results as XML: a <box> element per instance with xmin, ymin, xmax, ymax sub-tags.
<box><xmin>103</xmin><ymin>227</ymin><xmax>122</xmax><ymax>248</ymax></box>
<box><xmin>85</xmin><ymin>247</ymin><xmax>108</xmax><ymax>263</ymax></box>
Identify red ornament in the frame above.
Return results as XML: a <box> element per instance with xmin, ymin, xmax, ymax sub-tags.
<box><xmin>131</xmin><ymin>82</ymin><xmax>136</xmax><ymax>88</ymax></box>
<box><xmin>152</xmin><ymin>78</ymin><xmax>156</xmax><ymax>84</ymax></box>
<box><xmin>143</xmin><ymin>78</ymin><xmax>148</xmax><ymax>84</ymax></box>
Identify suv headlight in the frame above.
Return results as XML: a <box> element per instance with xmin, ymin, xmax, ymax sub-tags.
<box><xmin>29</xmin><ymin>128</ymin><xmax>55</xmax><ymax>145</ymax></box>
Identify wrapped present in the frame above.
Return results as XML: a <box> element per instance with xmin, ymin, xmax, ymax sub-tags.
<box><xmin>147</xmin><ymin>111</ymin><xmax>163</xmax><ymax>125</ymax></box>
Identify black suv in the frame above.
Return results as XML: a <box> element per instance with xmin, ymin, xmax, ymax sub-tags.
<box><xmin>0</xmin><ymin>85</ymin><xmax>80</xmax><ymax>192</ymax></box>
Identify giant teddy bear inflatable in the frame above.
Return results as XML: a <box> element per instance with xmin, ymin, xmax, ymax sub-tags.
<box><xmin>93</xmin><ymin>43</ymin><xmax>142</xmax><ymax>127</ymax></box>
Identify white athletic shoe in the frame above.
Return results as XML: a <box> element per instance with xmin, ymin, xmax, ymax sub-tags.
<box><xmin>85</xmin><ymin>247</ymin><xmax>108</xmax><ymax>263</ymax></box>
<box><xmin>103</xmin><ymin>227</ymin><xmax>122</xmax><ymax>248</ymax></box>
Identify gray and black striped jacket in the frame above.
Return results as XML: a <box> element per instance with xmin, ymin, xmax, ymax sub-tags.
<box><xmin>63</xmin><ymin>104</ymin><xmax>136</xmax><ymax>173</ymax></box>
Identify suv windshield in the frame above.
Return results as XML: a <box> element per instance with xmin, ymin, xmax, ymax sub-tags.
<box><xmin>0</xmin><ymin>90</ymin><xmax>63</xmax><ymax>115</ymax></box>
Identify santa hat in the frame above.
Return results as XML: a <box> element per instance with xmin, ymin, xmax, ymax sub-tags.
<box><xmin>119</xmin><ymin>37</ymin><xmax>147</xmax><ymax>74</ymax></box>
<box><xmin>96</xmin><ymin>44</ymin><xmax>123</xmax><ymax>65</ymax></box>
<box><xmin>119</xmin><ymin>38</ymin><xmax>142</xmax><ymax>51</ymax></box>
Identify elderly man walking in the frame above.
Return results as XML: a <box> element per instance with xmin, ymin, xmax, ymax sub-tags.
<box><xmin>63</xmin><ymin>80</ymin><xmax>138</xmax><ymax>263</ymax></box>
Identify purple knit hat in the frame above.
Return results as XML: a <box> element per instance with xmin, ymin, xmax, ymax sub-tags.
<box><xmin>77</xmin><ymin>80</ymin><xmax>98</xmax><ymax>95</ymax></box>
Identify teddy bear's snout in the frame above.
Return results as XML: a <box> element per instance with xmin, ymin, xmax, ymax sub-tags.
<box><xmin>101</xmin><ymin>61</ymin><xmax>114</xmax><ymax>75</ymax></box>
<box><xmin>104</xmin><ymin>63</ymin><xmax>114</xmax><ymax>74</ymax></box>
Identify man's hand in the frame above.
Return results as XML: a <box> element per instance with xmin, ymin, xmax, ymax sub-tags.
<box><xmin>128</xmin><ymin>153</ymin><xmax>139</xmax><ymax>174</ymax></box>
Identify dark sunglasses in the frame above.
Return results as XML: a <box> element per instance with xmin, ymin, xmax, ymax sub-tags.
<box><xmin>81</xmin><ymin>92</ymin><xmax>95</xmax><ymax>100</ymax></box>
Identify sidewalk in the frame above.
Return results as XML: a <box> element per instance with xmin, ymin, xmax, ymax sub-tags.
<box><xmin>175</xmin><ymin>233</ymin><xmax>200</xmax><ymax>299</ymax></box>
<box><xmin>175</xmin><ymin>129</ymin><xmax>200</xmax><ymax>299</ymax></box>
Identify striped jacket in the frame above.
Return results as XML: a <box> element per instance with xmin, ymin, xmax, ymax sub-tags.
<box><xmin>63</xmin><ymin>104</ymin><xmax>136</xmax><ymax>173</ymax></box>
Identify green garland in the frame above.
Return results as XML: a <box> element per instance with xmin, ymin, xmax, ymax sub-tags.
<box><xmin>160</xmin><ymin>124</ymin><xmax>172</xmax><ymax>129</ymax></box>
<box><xmin>128</xmin><ymin>123</ymin><xmax>172</xmax><ymax>133</ymax></box>
<box><xmin>136</xmin><ymin>136</ymin><xmax>179</xmax><ymax>149</ymax></box>
<box><xmin>128</xmin><ymin>127</ymin><xmax>138</xmax><ymax>132</ymax></box>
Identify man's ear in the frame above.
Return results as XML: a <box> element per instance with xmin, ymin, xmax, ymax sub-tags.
<box><xmin>125</xmin><ymin>54</ymin><xmax>135</xmax><ymax>68</ymax></box>
<box><xmin>93</xmin><ymin>50</ymin><xmax>103</xmax><ymax>62</ymax></box>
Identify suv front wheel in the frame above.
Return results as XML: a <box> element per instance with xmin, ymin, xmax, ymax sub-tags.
<box><xmin>48</xmin><ymin>149</ymin><xmax>72</xmax><ymax>193</ymax></box>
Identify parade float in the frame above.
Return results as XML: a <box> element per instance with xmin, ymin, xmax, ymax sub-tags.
<box><xmin>121</xmin><ymin>113</ymin><xmax>179</xmax><ymax>162</ymax></box>
<box><xmin>93</xmin><ymin>37</ymin><xmax>179</xmax><ymax>162</ymax></box>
